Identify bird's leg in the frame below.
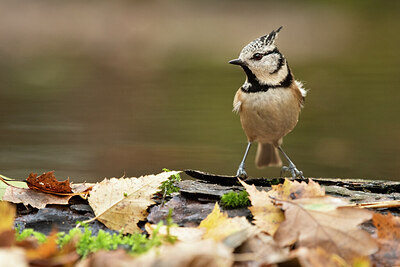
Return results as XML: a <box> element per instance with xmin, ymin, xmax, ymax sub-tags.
<box><xmin>278</xmin><ymin>146</ymin><xmax>304</xmax><ymax>179</ymax></box>
<box><xmin>236</xmin><ymin>142</ymin><xmax>252</xmax><ymax>179</ymax></box>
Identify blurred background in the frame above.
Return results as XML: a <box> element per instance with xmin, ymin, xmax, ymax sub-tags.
<box><xmin>0</xmin><ymin>0</ymin><xmax>399</xmax><ymax>182</ymax></box>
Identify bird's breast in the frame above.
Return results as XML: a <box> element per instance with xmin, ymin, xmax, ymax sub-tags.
<box><xmin>234</xmin><ymin>87</ymin><xmax>301</xmax><ymax>144</ymax></box>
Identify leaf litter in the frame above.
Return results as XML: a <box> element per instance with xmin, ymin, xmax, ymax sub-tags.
<box><xmin>1</xmin><ymin>170</ymin><xmax>400</xmax><ymax>266</ymax></box>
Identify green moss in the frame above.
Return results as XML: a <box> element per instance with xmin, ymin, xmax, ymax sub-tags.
<box><xmin>56</xmin><ymin>223</ymin><xmax>165</xmax><ymax>258</ymax></box>
<box><xmin>159</xmin><ymin>169</ymin><xmax>181</xmax><ymax>196</ymax></box>
<box><xmin>16</xmin><ymin>226</ymin><xmax>47</xmax><ymax>244</ymax></box>
<box><xmin>17</xmin><ymin>217</ymin><xmax>178</xmax><ymax>258</ymax></box>
<box><xmin>220</xmin><ymin>190</ymin><xmax>250</xmax><ymax>209</ymax></box>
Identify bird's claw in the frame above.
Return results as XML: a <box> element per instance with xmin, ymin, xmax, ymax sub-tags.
<box><xmin>280</xmin><ymin>164</ymin><xmax>304</xmax><ymax>179</ymax></box>
<box><xmin>236</xmin><ymin>166</ymin><xmax>248</xmax><ymax>179</ymax></box>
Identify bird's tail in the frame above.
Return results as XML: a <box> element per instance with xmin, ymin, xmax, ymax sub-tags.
<box><xmin>255</xmin><ymin>143</ymin><xmax>282</xmax><ymax>168</ymax></box>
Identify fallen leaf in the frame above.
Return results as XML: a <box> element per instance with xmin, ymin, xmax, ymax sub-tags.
<box><xmin>274</xmin><ymin>197</ymin><xmax>378</xmax><ymax>260</ymax></box>
<box><xmin>0</xmin><ymin>201</ymin><xmax>15</xmax><ymax>232</ymax></box>
<box><xmin>269</xmin><ymin>178</ymin><xmax>325</xmax><ymax>200</ymax></box>
<box><xmin>27</xmin><ymin>171</ymin><xmax>72</xmax><ymax>194</ymax></box>
<box><xmin>0</xmin><ymin>204</ymin><xmax>15</xmax><ymax>248</ymax></box>
<box><xmin>198</xmin><ymin>203</ymin><xmax>254</xmax><ymax>244</ymax></box>
<box><xmin>25</xmin><ymin>231</ymin><xmax>58</xmax><ymax>260</ymax></box>
<box><xmin>145</xmin><ymin>223</ymin><xmax>205</xmax><ymax>243</ymax></box>
<box><xmin>371</xmin><ymin>212</ymin><xmax>400</xmax><ymax>266</ymax></box>
<box><xmin>239</xmin><ymin>180</ymin><xmax>284</xmax><ymax>236</ymax></box>
<box><xmin>293</xmin><ymin>247</ymin><xmax>350</xmax><ymax>267</ymax></box>
<box><xmin>240</xmin><ymin>178</ymin><xmax>323</xmax><ymax>236</ymax></box>
<box><xmin>3</xmin><ymin>186</ymin><xmax>72</xmax><ymax>209</ymax></box>
<box><xmin>71</xmin><ymin>183</ymin><xmax>94</xmax><ymax>194</ymax></box>
<box><xmin>235</xmin><ymin>232</ymin><xmax>289</xmax><ymax>265</ymax></box>
<box><xmin>88</xmin><ymin>171</ymin><xmax>180</xmax><ymax>234</ymax></box>
<box><xmin>0</xmin><ymin>202</ymin><xmax>16</xmax><ymax>247</ymax></box>
<box><xmin>75</xmin><ymin>249</ymin><xmax>132</xmax><ymax>267</ymax></box>
<box><xmin>106</xmin><ymin>239</ymin><xmax>233</xmax><ymax>267</ymax></box>
<box><xmin>0</xmin><ymin>247</ymin><xmax>28</xmax><ymax>267</ymax></box>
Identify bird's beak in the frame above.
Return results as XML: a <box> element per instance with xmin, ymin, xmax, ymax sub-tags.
<box><xmin>229</xmin><ymin>58</ymin><xmax>244</xmax><ymax>66</ymax></box>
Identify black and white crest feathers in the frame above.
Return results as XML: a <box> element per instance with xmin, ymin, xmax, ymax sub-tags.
<box><xmin>240</xmin><ymin>26</ymin><xmax>283</xmax><ymax>55</ymax></box>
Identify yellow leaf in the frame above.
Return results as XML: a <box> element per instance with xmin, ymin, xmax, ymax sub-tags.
<box><xmin>198</xmin><ymin>203</ymin><xmax>253</xmax><ymax>242</ymax></box>
<box><xmin>239</xmin><ymin>180</ymin><xmax>283</xmax><ymax>236</ymax></box>
<box><xmin>0</xmin><ymin>201</ymin><xmax>15</xmax><ymax>232</ymax></box>
<box><xmin>145</xmin><ymin>223</ymin><xmax>204</xmax><ymax>243</ymax></box>
<box><xmin>88</xmin><ymin>171</ymin><xmax>180</xmax><ymax>234</ymax></box>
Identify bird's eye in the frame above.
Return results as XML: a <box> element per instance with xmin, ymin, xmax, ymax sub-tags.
<box><xmin>252</xmin><ymin>53</ymin><xmax>263</xmax><ymax>61</ymax></box>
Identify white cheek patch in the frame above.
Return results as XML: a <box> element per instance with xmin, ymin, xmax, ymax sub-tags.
<box><xmin>295</xmin><ymin>80</ymin><xmax>308</xmax><ymax>97</ymax></box>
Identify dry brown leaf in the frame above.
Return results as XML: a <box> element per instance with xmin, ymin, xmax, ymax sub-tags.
<box><xmin>27</xmin><ymin>171</ymin><xmax>72</xmax><ymax>194</ymax></box>
<box><xmin>371</xmin><ymin>212</ymin><xmax>400</xmax><ymax>266</ymax></box>
<box><xmin>126</xmin><ymin>239</ymin><xmax>233</xmax><ymax>267</ymax></box>
<box><xmin>75</xmin><ymin>249</ymin><xmax>132</xmax><ymax>267</ymax></box>
<box><xmin>88</xmin><ymin>171</ymin><xmax>180</xmax><ymax>234</ymax></box>
<box><xmin>25</xmin><ymin>231</ymin><xmax>58</xmax><ymax>260</ymax></box>
<box><xmin>235</xmin><ymin>232</ymin><xmax>289</xmax><ymax>265</ymax></box>
<box><xmin>71</xmin><ymin>183</ymin><xmax>94</xmax><ymax>194</ymax></box>
<box><xmin>198</xmin><ymin>203</ymin><xmax>255</xmax><ymax>244</ymax></box>
<box><xmin>240</xmin><ymin>178</ymin><xmax>325</xmax><ymax>236</ymax></box>
<box><xmin>3</xmin><ymin>186</ymin><xmax>72</xmax><ymax>209</ymax></box>
<box><xmin>274</xmin><ymin>197</ymin><xmax>378</xmax><ymax>260</ymax></box>
<box><xmin>268</xmin><ymin>178</ymin><xmax>325</xmax><ymax>200</ymax></box>
<box><xmin>145</xmin><ymin>223</ymin><xmax>205</xmax><ymax>243</ymax></box>
<box><xmin>239</xmin><ymin>180</ymin><xmax>284</xmax><ymax>236</ymax></box>
<box><xmin>0</xmin><ymin>247</ymin><xmax>28</xmax><ymax>267</ymax></box>
<box><xmin>293</xmin><ymin>247</ymin><xmax>350</xmax><ymax>267</ymax></box>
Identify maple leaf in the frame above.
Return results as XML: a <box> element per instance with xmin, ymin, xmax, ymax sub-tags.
<box><xmin>87</xmin><ymin>171</ymin><xmax>180</xmax><ymax>234</ymax></box>
<box><xmin>239</xmin><ymin>178</ymin><xmax>325</xmax><ymax>236</ymax></box>
<box><xmin>371</xmin><ymin>212</ymin><xmax>400</xmax><ymax>266</ymax></box>
<box><xmin>27</xmin><ymin>171</ymin><xmax>72</xmax><ymax>194</ymax></box>
<box><xmin>198</xmin><ymin>203</ymin><xmax>254</xmax><ymax>243</ymax></box>
<box><xmin>3</xmin><ymin>187</ymin><xmax>72</xmax><ymax>209</ymax></box>
<box><xmin>274</xmin><ymin>197</ymin><xmax>378</xmax><ymax>260</ymax></box>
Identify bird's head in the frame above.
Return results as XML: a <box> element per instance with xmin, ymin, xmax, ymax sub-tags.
<box><xmin>230</xmin><ymin>26</ymin><xmax>291</xmax><ymax>91</ymax></box>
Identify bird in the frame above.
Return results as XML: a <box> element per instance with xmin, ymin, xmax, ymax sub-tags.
<box><xmin>229</xmin><ymin>26</ymin><xmax>307</xmax><ymax>179</ymax></box>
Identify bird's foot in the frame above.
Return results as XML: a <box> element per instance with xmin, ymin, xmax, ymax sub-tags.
<box><xmin>236</xmin><ymin>165</ymin><xmax>248</xmax><ymax>179</ymax></box>
<box><xmin>280</xmin><ymin>163</ymin><xmax>304</xmax><ymax>179</ymax></box>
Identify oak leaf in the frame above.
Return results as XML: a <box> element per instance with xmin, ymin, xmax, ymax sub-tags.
<box><xmin>239</xmin><ymin>178</ymin><xmax>325</xmax><ymax>236</ymax></box>
<box><xmin>88</xmin><ymin>171</ymin><xmax>180</xmax><ymax>234</ymax></box>
<box><xmin>27</xmin><ymin>171</ymin><xmax>72</xmax><ymax>194</ymax></box>
<box><xmin>371</xmin><ymin>212</ymin><xmax>400</xmax><ymax>266</ymax></box>
<box><xmin>198</xmin><ymin>203</ymin><xmax>254</xmax><ymax>243</ymax></box>
<box><xmin>3</xmin><ymin>186</ymin><xmax>72</xmax><ymax>209</ymax></box>
<box><xmin>274</xmin><ymin>197</ymin><xmax>378</xmax><ymax>260</ymax></box>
